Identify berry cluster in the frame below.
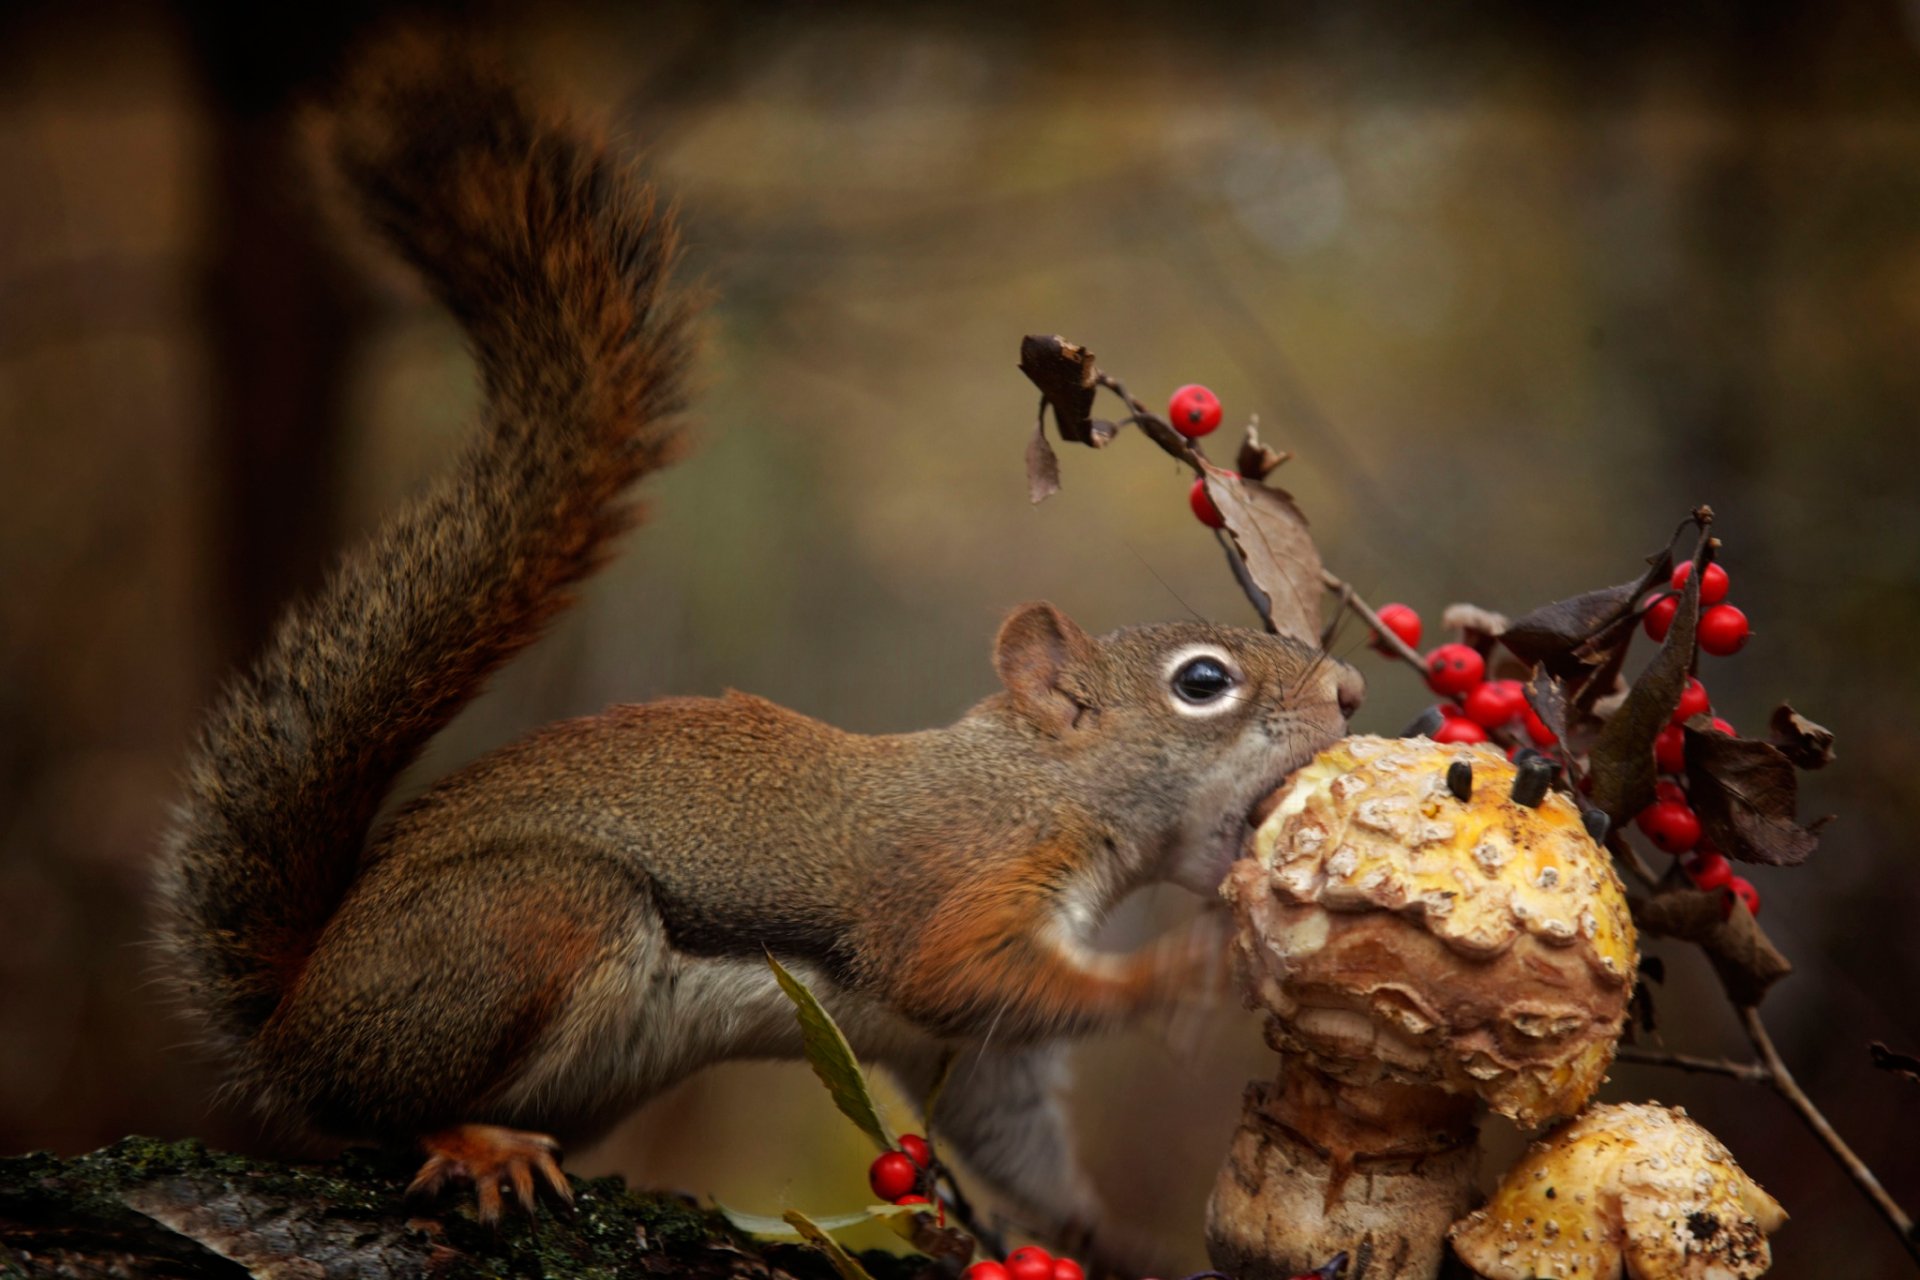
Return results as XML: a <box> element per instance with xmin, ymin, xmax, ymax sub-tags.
<box><xmin>1371</xmin><ymin>558</ymin><xmax>1762</xmax><ymax>919</ymax></box>
<box><xmin>867</xmin><ymin>1133</ymin><xmax>936</xmax><ymax>1206</ymax></box>
<box><xmin>965</xmin><ymin>1245</ymin><xmax>1085</xmax><ymax>1280</ymax></box>
<box><xmin>1643</xmin><ymin>562</ymin><xmax>1751</xmax><ymax>655</ymax></box>
<box><xmin>1172</xmin><ymin>383</ymin><xmax>1231</xmax><ymax>530</ymax></box>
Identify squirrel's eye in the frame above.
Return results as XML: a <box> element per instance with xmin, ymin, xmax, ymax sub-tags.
<box><xmin>1172</xmin><ymin>656</ymin><xmax>1235</xmax><ymax>704</ymax></box>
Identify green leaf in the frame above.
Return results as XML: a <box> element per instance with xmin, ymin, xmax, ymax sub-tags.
<box><xmin>785</xmin><ymin>1210</ymin><xmax>880</xmax><ymax>1280</ymax></box>
<box><xmin>717</xmin><ymin>1205</ymin><xmax>879</xmax><ymax>1238</ymax></box>
<box><xmin>766</xmin><ymin>953</ymin><xmax>893</xmax><ymax>1151</ymax></box>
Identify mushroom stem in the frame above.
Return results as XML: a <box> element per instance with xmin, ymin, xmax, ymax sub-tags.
<box><xmin>1206</xmin><ymin>1060</ymin><xmax>1481</xmax><ymax>1280</ymax></box>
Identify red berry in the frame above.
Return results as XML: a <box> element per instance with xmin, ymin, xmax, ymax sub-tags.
<box><xmin>1189</xmin><ymin>477</ymin><xmax>1225</xmax><ymax>529</ymax></box>
<box><xmin>1655</xmin><ymin>780</ymin><xmax>1687</xmax><ymax>805</ymax></box>
<box><xmin>1643</xmin><ymin>595</ymin><xmax>1679</xmax><ymax>642</ymax></box>
<box><xmin>1373</xmin><ymin>602</ymin><xmax>1422</xmax><ymax>652</ymax></box>
<box><xmin>1672</xmin><ymin>562</ymin><xmax>1730</xmax><ymax>604</ymax></box>
<box><xmin>1052</xmin><ymin>1262</ymin><xmax>1086</xmax><ymax>1280</ymax></box>
<box><xmin>1725</xmin><ymin>876</ymin><xmax>1761</xmax><ymax>918</ymax></box>
<box><xmin>898</xmin><ymin>1134</ymin><xmax>932</xmax><ymax>1168</ymax></box>
<box><xmin>1425</xmin><ymin>644</ymin><xmax>1486</xmax><ymax>696</ymax></box>
<box><xmin>1671</xmin><ymin>677</ymin><xmax>1710</xmax><ymax>724</ymax></box>
<box><xmin>1709</xmin><ymin>716</ymin><xmax>1736</xmax><ymax>737</ymax></box>
<box><xmin>1654</xmin><ymin>725</ymin><xmax>1686</xmax><ymax>774</ymax></box>
<box><xmin>1521</xmin><ymin>704</ymin><xmax>1558</xmax><ymax>746</ymax></box>
<box><xmin>1464</xmin><ymin>679</ymin><xmax>1526</xmax><ymax>728</ymax></box>
<box><xmin>895</xmin><ymin>1194</ymin><xmax>931</xmax><ymax>1206</ymax></box>
<box><xmin>1636</xmin><ymin>800</ymin><xmax>1702</xmax><ymax>854</ymax></box>
<box><xmin>1168</xmin><ymin>384</ymin><xmax>1223</xmax><ymax>437</ymax></box>
<box><xmin>1685</xmin><ymin>850</ymin><xmax>1732</xmax><ymax>891</ymax></box>
<box><xmin>1439</xmin><ymin>700</ymin><xmax>1471</xmax><ymax>718</ymax></box>
<box><xmin>869</xmin><ymin>1151</ymin><xmax>918</xmax><ymax>1202</ymax></box>
<box><xmin>1699</xmin><ymin>604</ymin><xmax>1750</xmax><ymax>656</ymax></box>
<box><xmin>1432</xmin><ymin>717</ymin><xmax>1488</xmax><ymax>744</ymax></box>
<box><xmin>1007</xmin><ymin>1248</ymin><xmax>1054</xmax><ymax>1280</ymax></box>
<box><xmin>965</xmin><ymin>1266</ymin><xmax>1011</xmax><ymax>1280</ymax></box>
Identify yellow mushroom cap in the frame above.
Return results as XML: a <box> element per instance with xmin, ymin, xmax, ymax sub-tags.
<box><xmin>1224</xmin><ymin>734</ymin><xmax>1637</xmax><ymax>1125</ymax></box>
<box><xmin>1450</xmin><ymin>1101</ymin><xmax>1786</xmax><ymax>1280</ymax></box>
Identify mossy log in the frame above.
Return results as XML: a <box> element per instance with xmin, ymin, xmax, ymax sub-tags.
<box><xmin>0</xmin><ymin>1138</ymin><xmax>921</xmax><ymax>1280</ymax></box>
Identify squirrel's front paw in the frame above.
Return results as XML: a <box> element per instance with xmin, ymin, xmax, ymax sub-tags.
<box><xmin>407</xmin><ymin>1123</ymin><xmax>574</xmax><ymax>1224</ymax></box>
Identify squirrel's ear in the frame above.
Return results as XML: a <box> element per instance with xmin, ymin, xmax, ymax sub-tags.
<box><xmin>994</xmin><ymin>602</ymin><xmax>1096</xmax><ymax>736</ymax></box>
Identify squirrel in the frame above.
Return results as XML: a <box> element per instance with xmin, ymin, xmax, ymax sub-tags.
<box><xmin>153</xmin><ymin>35</ymin><xmax>1363</xmax><ymax>1262</ymax></box>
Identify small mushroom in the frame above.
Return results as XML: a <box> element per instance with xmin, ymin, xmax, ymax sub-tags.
<box><xmin>1450</xmin><ymin>1101</ymin><xmax>1786</xmax><ymax>1280</ymax></box>
<box><xmin>1207</xmin><ymin>736</ymin><xmax>1637</xmax><ymax>1280</ymax></box>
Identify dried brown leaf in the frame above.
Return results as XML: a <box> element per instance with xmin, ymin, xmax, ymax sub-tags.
<box><xmin>1017</xmin><ymin>335</ymin><xmax>1103</xmax><ymax>446</ymax></box>
<box><xmin>1683</xmin><ymin>726</ymin><xmax>1819</xmax><ymax>866</ymax></box>
<box><xmin>1636</xmin><ymin>887</ymin><xmax>1793</xmax><ymax>1006</ymax></box>
<box><xmin>1869</xmin><ymin>1041</ymin><xmax>1920</xmax><ymax>1085</ymax></box>
<box><xmin>1025</xmin><ymin>412</ymin><xmax>1061</xmax><ymax>505</ymax></box>
<box><xmin>1768</xmin><ymin>703</ymin><xmax>1836</xmax><ymax>771</ymax></box>
<box><xmin>1524</xmin><ymin>671</ymin><xmax>1573</xmax><ymax>748</ymax></box>
<box><xmin>1442</xmin><ymin>603</ymin><xmax>1510</xmax><ymax>642</ymax></box>
<box><xmin>1586</xmin><ymin>542</ymin><xmax>1706</xmax><ymax>827</ymax></box>
<box><xmin>1202</xmin><ymin>467</ymin><xmax>1324</xmax><ymax>644</ymax></box>
<box><xmin>1236</xmin><ymin>423</ymin><xmax>1291</xmax><ymax>480</ymax></box>
<box><xmin>1502</xmin><ymin>543</ymin><xmax>1675</xmax><ymax>683</ymax></box>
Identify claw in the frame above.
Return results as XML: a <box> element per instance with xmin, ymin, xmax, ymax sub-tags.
<box><xmin>408</xmin><ymin>1124</ymin><xmax>572</xmax><ymax>1224</ymax></box>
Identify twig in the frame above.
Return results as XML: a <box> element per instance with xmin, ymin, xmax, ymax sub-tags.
<box><xmin>1614</xmin><ymin>1046</ymin><xmax>1772</xmax><ymax>1084</ymax></box>
<box><xmin>1094</xmin><ymin>373</ymin><xmax>1204</xmax><ymax>469</ymax></box>
<box><xmin>1318</xmin><ymin>569</ymin><xmax>1425</xmax><ymax>672</ymax></box>
<box><xmin>1739</xmin><ymin>1004</ymin><xmax>1920</xmax><ymax>1268</ymax></box>
<box><xmin>1606</xmin><ymin>830</ymin><xmax>1662</xmax><ymax>893</ymax></box>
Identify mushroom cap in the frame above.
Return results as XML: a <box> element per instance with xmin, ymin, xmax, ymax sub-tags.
<box><xmin>1224</xmin><ymin>734</ymin><xmax>1636</xmax><ymax>1125</ymax></box>
<box><xmin>1450</xmin><ymin>1101</ymin><xmax>1786</xmax><ymax>1280</ymax></box>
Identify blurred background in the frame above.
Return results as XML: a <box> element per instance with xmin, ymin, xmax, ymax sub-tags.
<box><xmin>3</xmin><ymin>0</ymin><xmax>1919</xmax><ymax>1274</ymax></box>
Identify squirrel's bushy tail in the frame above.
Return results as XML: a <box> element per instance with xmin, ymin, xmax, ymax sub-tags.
<box><xmin>156</xmin><ymin>35</ymin><xmax>696</xmax><ymax>1054</ymax></box>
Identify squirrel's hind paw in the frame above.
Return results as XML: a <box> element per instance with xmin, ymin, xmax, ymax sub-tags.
<box><xmin>408</xmin><ymin>1123</ymin><xmax>574</xmax><ymax>1224</ymax></box>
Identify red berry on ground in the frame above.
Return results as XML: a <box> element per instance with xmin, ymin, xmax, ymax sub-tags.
<box><xmin>1643</xmin><ymin>595</ymin><xmax>1679</xmax><ymax>642</ymax></box>
<box><xmin>1671</xmin><ymin>677</ymin><xmax>1710</xmax><ymax>724</ymax></box>
<box><xmin>1655</xmin><ymin>780</ymin><xmax>1687</xmax><ymax>805</ymax></box>
<box><xmin>1521</xmin><ymin>703</ymin><xmax>1558</xmax><ymax>746</ymax></box>
<box><xmin>1698</xmin><ymin>604</ymin><xmax>1750</xmax><ymax>656</ymax></box>
<box><xmin>1373</xmin><ymin>602</ymin><xmax>1423</xmax><ymax>652</ymax></box>
<box><xmin>1007</xmin><ymin>1247</ymin><xmax>1054</xmax><ymax>1280</ymax></box>
<box><xmin>965</xmin><ymin>1265</ymin><xmax>1011</xmax><ymax>1280</ymax></box>
<box><xmin>1425</xmin><ymin>644</ymin><xmax>1486</xmax><ymax>696</ymax></box>
<box><xmin>1654</xmin><ymin>724</ymin><xmax>1686</xmax><ymax>774</ymax></box>
<box><xmin>1725</xmin><ymin>876</ymin><xmax>1761</xmax><ymax>918</ymax></box>
<box><xmin>1637</xmin><ymin>800</ymin><xmax>1702</xmax><ymax>854</ymax></box>
<box><xmin>1671</xmin><ymin>562</ymin><xmax>1731</xmax><ymax>604</ymax></box>
<box><xmin>898</xmin><ymin>1133</ymin><xmax>932</xmax><ymax>1168</ymax></box>
<box><xmin>869</xmin><ymin>1151</ymin><xmax>918</xmax><ymax>1202</ymax></box>
<box><xmin>1709</xmin><ymin>716</ymin><xmax>1736</xmax><ymax>737</ymax></box>
<box><xmin>1433</xmin><ymin>717</ymin><xmax>1488</xmax><ymax>745</ymax></box>
<box><xmin>1052</xmin><ymin>1261</ymin><xmax>1086</xmax><ymax>1280</ymax></box>
<box><xmin>1168</xmin><ymin>384</ymin><xmax>1223</xmax><ymax>437</ymax></box>
<box><xmin>1685</xmin><ymin>850</ymin><xmax>1733</xmax><ymax>891</ymax></box>
<box><xmin>1188</xmin><ymin>477</ymin><xmax>1225</xmax><ymax>529</ymax></box>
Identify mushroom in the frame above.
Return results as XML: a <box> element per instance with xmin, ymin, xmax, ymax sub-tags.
<box><xmin>1450</xmin><ymin>1101</ymin><xmax>1785</xmax><ymax>1280</ymax></box>
<box><xmin>1207</xmin><ymin>736</ymin><xmax>1637</xmax><ymax>1280</ymax></box>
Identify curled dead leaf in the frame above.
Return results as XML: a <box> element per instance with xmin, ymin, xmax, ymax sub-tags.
<box><xmin>1768</xmin><ymin>703</ymin><xmax>1836</xmax><ymax>771</ymax></box>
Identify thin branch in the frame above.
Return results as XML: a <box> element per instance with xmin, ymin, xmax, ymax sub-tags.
<box><xmin>1607</xmin><ymin>830</ymin><xmax>1662</xmax><ymax>893</ymax></box>
<box><xmin>1739</xmin><ymin>1004</ymin><xmax>1920</xmax><ymax>1268</ymax></box>
<box><xmin>1094</xmin><ymin>373</ymin><xmax>1204</xmax><ymax>469</ymax></box>
<box><xmin>1318</xmin><ymin>569</ymin><xmax>1425</xmax><ymax>672</ymax></box>
<box><xmin>1614</xmin><ymin>1046</ymin><xmax>1772</xmax><ymax>1085</ymax></box>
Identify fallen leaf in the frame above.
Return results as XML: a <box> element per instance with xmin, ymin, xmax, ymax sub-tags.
<box><xmin>1202</xmin><ymin>466</ymin><xmax>1324</xmax><ymax>645</ymax></box>
<box><xmin>1768</xmin><ymin>703</ymin><xmax>1836</xmax><ymax>771</ymax></box>
<box><xmin>1683</xmin><ymin>726</ymin><xmax>1819</xmax><ymax>866</ymax></box>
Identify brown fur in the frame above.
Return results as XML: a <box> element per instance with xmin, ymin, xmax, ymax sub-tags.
<box><xmin>153</xmin><ymin>37</ymin><xmax>1360</xmax><ymax>1263</ymax></box>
